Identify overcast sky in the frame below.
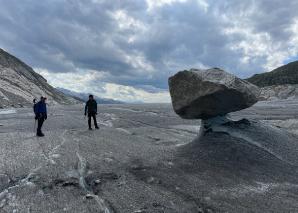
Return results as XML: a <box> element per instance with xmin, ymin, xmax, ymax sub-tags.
<box><xmin>1</xmin><ymin>0</ymin><xmax>298</xmax><ymax>103</ymax></box>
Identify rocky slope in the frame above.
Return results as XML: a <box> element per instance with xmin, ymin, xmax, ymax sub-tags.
<box><xmin>246</xmin><ymin>61</ymin><xmax>298</xmax><ymax>100</ymax></box>
<box><xmin>0</xmin><ymin>48</ymin><xmax>77</xmax><ymax>108</ymax></box>
<box><xmin>258</xmin><ymin>84</ymin><xmax>298</xmax><ymax>101</ymax></box>
<box><xmin>247</xmin><ymin>61</ymin><xmax>298</xmax><ymax>87</ymax></box>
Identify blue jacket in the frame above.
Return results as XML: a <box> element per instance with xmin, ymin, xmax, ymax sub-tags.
<box><xmin>35</xmin><ymin>101</ymin><xmax>47</xmax><ymax>116</ymax></box>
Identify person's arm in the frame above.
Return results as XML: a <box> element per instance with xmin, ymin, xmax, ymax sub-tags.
<box><xmin>84</xmin><ymin>102</ymin><xmax>88</xmax><ymax>115</ymax></box>
<box><xmin>44</xmin><ymin>104</ymin><xmax>47</xmax><ymax>119</ymax></box>
<box><xmin>95</xmin><ymin>101</ymin><xmax>98</xmax><ymax>114</ymax></box>
<box><xmin>33</xmin><ymin>104</ymin><xmax>37</xmax><ymax>114</ymax></box>
<box><xmin>33</xmin><ymin>104</ymin><xmax>38</xmax><ymax>119</ymax></box>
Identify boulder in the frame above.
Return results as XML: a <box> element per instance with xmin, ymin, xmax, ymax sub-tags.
<box><xmin>168</xmin><ymin>68</ymin><xmax>260</xmax><ymax>119</ymax></box>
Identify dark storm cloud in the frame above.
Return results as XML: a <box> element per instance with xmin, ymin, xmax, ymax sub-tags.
<box><xmin>0</xmin><ymin>0</ymin><xmax>298</xmax><ymax>91</ymax></box>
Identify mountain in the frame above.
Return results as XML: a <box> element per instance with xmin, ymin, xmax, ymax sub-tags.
<box><xmin>57</xmin><ymin>87</ymin><xmax>124</xmax><ymax>104</ymax></box>
<box><xmin>246</xmin><ymin>61</ymin><xmax>298</xmax><ymax>101</ymax></box>
<box><xmin>246</xmin><ymin>61</ymin><xmax>298</xmax><ymax>87</ymax></box>
<box><xmin>258</xmin><ymin>84</ymin><xmax>298</xmax><ymax>101</ymax></box>
<box><xmin>0</xmin><ymin>48</ymin><xmax>77</xmax><ymax>108</ymax></box>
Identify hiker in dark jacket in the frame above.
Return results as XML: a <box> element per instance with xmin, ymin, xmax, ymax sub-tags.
<box><xmin>34</xmin><ymin>97</ymin><xmax>47</xmax><ymax>137</ymax></box>
<box><xmin>84</xmin><ymin>95</ymin><xmax>99</xmax><ymax>130</ymax></box>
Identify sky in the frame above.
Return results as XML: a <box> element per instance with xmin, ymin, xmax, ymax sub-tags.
<box><xmin>0</xmin><ymin>0</ymin><xmax>298</xmax><ymax>103</ymax></box>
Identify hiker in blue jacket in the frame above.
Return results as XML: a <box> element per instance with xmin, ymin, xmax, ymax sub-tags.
<box><xmin>34</xmin><ymin>96</ymin><xmax>47</xmax><ymax>137</ymax></box>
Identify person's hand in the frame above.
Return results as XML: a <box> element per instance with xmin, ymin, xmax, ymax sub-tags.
<box><xmin>44</xmin><ymin>115</ymin><xmax>47</xmax><ymax>120</ymax></box>
<box><xmin>35</xmin><ymin>115</ymin><xmax>38</xmax><ymax>120</ymax></box>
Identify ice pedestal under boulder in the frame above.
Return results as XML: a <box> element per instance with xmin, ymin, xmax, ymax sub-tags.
<box><xmin>168</xmin><ymin>68</ymin><xmax>260</xmax><ymax>119</ymax></box>
<box><xmin>176</xmin><ymin>117</ymin><xmax>298</xmax><ymax>185</ymax></box>
<box><xmin>168</xmin><ymin>67</ymin><xmax>298</xmax><ymax>168</ymax></box>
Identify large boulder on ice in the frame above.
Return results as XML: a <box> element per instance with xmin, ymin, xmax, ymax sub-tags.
<box><xmin>168</xmin><ymin>68</ymin><xmax>260</xmax><ymax>119</ymax></box>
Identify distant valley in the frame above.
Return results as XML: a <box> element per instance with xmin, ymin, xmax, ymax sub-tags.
<box><xmin>57</xmin><ymin>87</ymin><xmax>124</xmax><ymax>104</ymax></box>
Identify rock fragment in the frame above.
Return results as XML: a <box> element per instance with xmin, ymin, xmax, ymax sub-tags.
<box><xmin>168</xmin><ymin>68</ymin><xmax>260</xmax><ymax>119</ymax></box>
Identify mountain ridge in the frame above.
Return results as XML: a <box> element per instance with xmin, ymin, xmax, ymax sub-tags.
<box><xmin>0</xmin><ymin>48</ymin><xmax>77</xmax><ymax>108</ymax></box>
<box><xmin>246</xmin><ymin>60</ymin><xmax>298</xmax><ymax>101</ymax></box>
<box><xmin>57</xmin><ymin>87</ymin><xmax>124</xmax><ymax>104</ymax></box>
<box><xmin>246</xmin><ymin>61</ymin><xmax>298</xmax><ymax>87</ymax></box>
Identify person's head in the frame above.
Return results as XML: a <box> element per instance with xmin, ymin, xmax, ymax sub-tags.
<box><xmin>33</xmin><ymin>98</ymin><xmax>36</xmax><ymax>104</ymax></box>
<box><xmin>40</xmin><ymin>96</ymin><xmax>47</xmax><ymax>103</ymax></box>
<box><xmin>89</xmin><ymin>95</ymin><xmax>94</xmax><ymax>100</ymax></box>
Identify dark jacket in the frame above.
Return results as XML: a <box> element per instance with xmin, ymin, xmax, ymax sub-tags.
<box><xmin>85</xmin><ymin>100</ymin><xmax>97</xmax><ymax>114</ymax></box>
<box><xmin>35</xmin><ymin>101</ymin><xmax>47</xmax><ymax>118</ymax></box>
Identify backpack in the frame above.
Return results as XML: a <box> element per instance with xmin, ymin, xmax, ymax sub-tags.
<box><xmin>33</xmin><ymin>99</ymin><xmax>37</xmax><ymax>115</ymax></box>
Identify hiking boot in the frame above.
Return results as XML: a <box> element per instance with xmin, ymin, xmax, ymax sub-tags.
<box><xmin>37</xmin><ymin>132</ymin><xmax>45</xmax><ymax>137</ymax></box>
<box><xmin>89</xmin><ymin>127</ymin><xmax>92</xmax><ymax>130</ymax></box>
<box><xmin>95</xmin><ymin>126</ymin><xmax>99</xmax><ymax>129</ymax></box>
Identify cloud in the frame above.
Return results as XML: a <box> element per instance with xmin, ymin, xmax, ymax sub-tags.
<box><xmin>213</xmin><ymin>0</ymin><xmax>298</xmax><ymax>72</ymax></box>
<box><xmin>146</xmin><ymin>0</ymin><xmax>187</xmax><ymax>11</ymax></box>
<box><xmin>0</xmin><ymin>0</ymin><xmax>298</xmax><ymax>102</ymax></box>
<box><xmin>36</xmin><ymin>68</ymin><xmax>170</xmax><ymax>103</ymax></box>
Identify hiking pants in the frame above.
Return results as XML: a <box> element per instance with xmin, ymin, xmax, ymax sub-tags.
<box><xmin>88</xmin><ymin>112</ymin><xmax>98</xmax><ymax>128</ymax></box>
<box><xmin>37</xmin><ymin>117</ymin><xmax>45</xmax><ymax>134</ymax></box>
